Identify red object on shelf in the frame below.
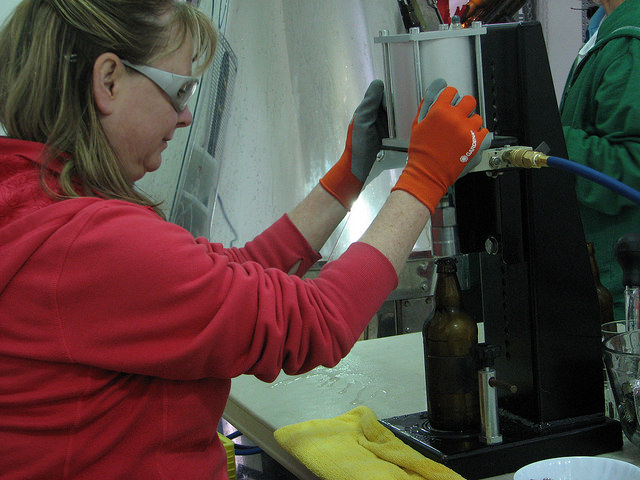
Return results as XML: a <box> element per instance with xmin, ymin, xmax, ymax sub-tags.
<box><xmin>436</xmin><ymin>0</ymin><xmax>451</xmax><ymax>24</ymax></box>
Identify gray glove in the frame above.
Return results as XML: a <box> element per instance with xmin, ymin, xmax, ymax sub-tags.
<box><xmin>418</xmin><ymin>78</ymin><xmax>452</xmax><ymax>121</ymax></box>
<box><xmin>419</xmin><ymin>78</ymin><xmax>491</xmax><ymax>176</ymax></box>
<box><xmin>350</xmin><ymin>79</ymin><xmax>389</xmax><ymax>181</ymax></box>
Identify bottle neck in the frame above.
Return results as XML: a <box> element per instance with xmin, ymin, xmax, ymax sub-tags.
<box><xmin>435</xmin><ymin>271</ymin><xmax>463</xmax><ymax>309</ymax></box>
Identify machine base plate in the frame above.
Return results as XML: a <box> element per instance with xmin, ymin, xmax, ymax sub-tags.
<box><xmin>380</xmin><ymin>411</ymin><xmax>623</xmax><ymax>479</ymax></box>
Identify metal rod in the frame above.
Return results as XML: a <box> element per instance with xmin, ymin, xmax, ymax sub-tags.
<box><xmin>479</xmin><ymin>367</ymin><xmax>503</xmax><ymax>445</ymax></box>
<box><xmin>410</xmin><ymin>27</ymin><xmax>423</xmax><ymax>108</ymax></box>
<box><xmin>473</xmin><ymin>21</ymin><xmax>487</xmax><ymax>126</ymax></box>
<box><xmin>380</xmin><ymin>30</ymin><xmax>396</xmax><ymax>139</ymax></box>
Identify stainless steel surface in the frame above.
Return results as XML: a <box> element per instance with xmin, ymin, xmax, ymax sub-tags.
<box><xmin>479</xmin><ymin>366</ymin><xmax>503</xmax><ymax>445</ymax></box>
<box><xmin>214</xmin><ymin>1</ymin><xmax>414</xmax><ymax>257</ymax></box>
<box><xmin>431</xmin><ymin>192</ymin><xmax>460</xmax><ymax>257</ymax></box>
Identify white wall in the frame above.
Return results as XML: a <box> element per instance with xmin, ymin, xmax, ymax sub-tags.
<box><xmin>537</xmin><ymin>0</ymin><xmax>584</xmax><ymax>103</ymax></box>
<box><xmin>0</xmin><ymin>1</ymin><xmax>20</xmax><ymax>24</ymax></box>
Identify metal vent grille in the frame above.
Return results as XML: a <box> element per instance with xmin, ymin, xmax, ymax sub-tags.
<box><xmin>170</xmin><ymin>32</ymin><xmax>237</xmax><ymax>238</ymax></box>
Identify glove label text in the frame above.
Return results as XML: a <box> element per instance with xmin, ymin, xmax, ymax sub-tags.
<box><xmin>460</xmin><ymin>130</ymin><xmax>477</xmax><ymax>163</ymax></box>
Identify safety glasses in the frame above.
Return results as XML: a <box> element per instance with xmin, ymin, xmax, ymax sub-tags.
<box><xmin>121</xmin><ymin>60</ymin><xmax>199</xmax><ymax>112</ymax></box>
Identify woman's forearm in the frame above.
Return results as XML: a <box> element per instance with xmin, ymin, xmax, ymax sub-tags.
<box><xmin>359</xmin><ymin>190</ymin><xmax>429</xmax><ymax>275</ymax></box>
<box><xmin>287</xmin><ymin>184</ymin><xmax>348</xmax><ymax>253</ymax></box>
<box><xmin>289</xmin><ymin>184</ymin><xmax>429</xmax><ymax>276</ymax></box>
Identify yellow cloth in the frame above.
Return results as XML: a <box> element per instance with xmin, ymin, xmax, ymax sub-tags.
<box><xmin>274</xmin><ymin>406</ymin><xmax>466</xmax><ymax>480</ymax></box>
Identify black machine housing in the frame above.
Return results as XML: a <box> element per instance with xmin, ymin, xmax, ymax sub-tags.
<box><xmin>382</xmin><ymin>21</ymin><xmax>622</xmax><ymax>479</ymax></box>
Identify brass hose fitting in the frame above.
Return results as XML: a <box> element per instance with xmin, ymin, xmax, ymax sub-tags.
<box><xmin>502</xmin><ymin>148</ymin><xmax>550</xmax><ymax>168</ymax></box>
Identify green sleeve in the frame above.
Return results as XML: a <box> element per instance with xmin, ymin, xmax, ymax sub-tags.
<box><xmin>564</xmin><ymin>38</ymin><xmax>640</xmax><ymax>215</ymax></box>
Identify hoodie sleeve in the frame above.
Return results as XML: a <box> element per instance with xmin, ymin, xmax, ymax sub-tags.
<box><xmin>562</xmin><ymin>37</ymin><xmax>640</xmax><ymax>215</ymax></box>
<box><xmin>203</xmin><ymin>213</ymin><xmax>322</xmax><ymax>276</ymax></box>
<box><xmin>51</xmin><ymin>201</ymin><xmax>397</xmax><ymax>382</ymax></box>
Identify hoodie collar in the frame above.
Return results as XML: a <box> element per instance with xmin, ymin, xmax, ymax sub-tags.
<box><xmin>0</xmin><ymin>137</ymin><xmax>68</xmax><ymax>175</ymax></box>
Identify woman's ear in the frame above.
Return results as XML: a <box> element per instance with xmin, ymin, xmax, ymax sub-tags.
<box><xmin>93</xmin><ymin>52</ymin><xmax>122</xmax><ymax>116</ymax></box>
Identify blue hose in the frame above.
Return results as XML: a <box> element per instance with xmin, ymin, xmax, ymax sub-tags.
<box><xmin>547</xmin><ymin>155</ymin><xmax>640</xmax><ymax>205</ymax></box>
<box><xmin>234</xmin><ymin>446</ymin><xmax>263</xmax><ymax>456</ymax></box>
<box><xmin>225</xmin><ymin>430</ymin><xmax>263</xmax><ymax>455</ymax></box>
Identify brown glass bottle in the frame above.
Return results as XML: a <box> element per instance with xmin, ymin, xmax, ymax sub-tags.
<box><xmin>422</xmin><ymin>257</ymin><xmax>479</xmax><ymax>431</ymax></box>
<box><xmin>587</xmin><ymin>242</ymin><xmax>614</xmax><ymax>325</ymax></box>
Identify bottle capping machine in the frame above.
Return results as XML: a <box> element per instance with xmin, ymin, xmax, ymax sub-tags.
<box><xmin>375</xmin><ymin>21</ymin><xmax>622</xmax><ymax>479</ymax></box>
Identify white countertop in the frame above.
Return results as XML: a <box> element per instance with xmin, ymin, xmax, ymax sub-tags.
<box><xmin>223</xmin><ymin>332</ymin><xmax>640</xmax><ymax>480</ymax></box>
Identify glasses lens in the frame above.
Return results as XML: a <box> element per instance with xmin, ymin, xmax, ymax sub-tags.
<box><xmin>174</xmin><ymin>80</ymin><xmax>199</xmax><ymax>111</ymax></box>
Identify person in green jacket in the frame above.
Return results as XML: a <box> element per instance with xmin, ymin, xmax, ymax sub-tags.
<box><xmin>560</xmin><ymin>0</ymin><xmax>640</xmax><ymax>321</ymax></box>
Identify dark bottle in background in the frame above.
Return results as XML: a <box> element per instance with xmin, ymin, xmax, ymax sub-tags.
<box><xmin>422</xmin><ymin>257</ymin><xmax>479</xmax><ymax>431</ymax></box>
<box><xmin>587</xmin><ymin>242</ymin><xmax>614</xmax><ymax>325</ymax></box>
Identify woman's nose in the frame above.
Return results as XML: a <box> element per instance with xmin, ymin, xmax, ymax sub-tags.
<box><xmin>177</xmin><ymin>106</ymin><xmax>193</xmax><ymax>128</ymax></box>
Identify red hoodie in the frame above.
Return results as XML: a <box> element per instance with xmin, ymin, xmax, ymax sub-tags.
<box><xmin>0</xmin><ymin>137</ymin><xmax>397</xmax><ymax>479</ymax></box>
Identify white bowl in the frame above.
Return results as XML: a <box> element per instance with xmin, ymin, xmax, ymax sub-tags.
<box><xmin>513</xmin><ymin>456</ymin><xmax>640</xmax><ymax>480</ymax></box>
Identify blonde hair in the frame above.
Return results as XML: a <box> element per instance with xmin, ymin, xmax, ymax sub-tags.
<box><xmin>0</xmin><ymin>0</ymin><xmax>217</xmax><ymax>216</ymax></box>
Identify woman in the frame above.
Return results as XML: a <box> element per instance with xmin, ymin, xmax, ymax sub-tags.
<box><xmin>560</xmin><ymin>0</ymin><xmax>640</xmax><ymax>320</ymax></box>
<box><xmin>0</xmin><ymin>1</ymin><xmax>487</xmax><ymax>478</ymax></box>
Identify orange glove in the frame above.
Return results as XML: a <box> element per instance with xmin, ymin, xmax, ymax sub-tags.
<box><xmin>320</xmin><ymin>80</ymin><xmax>388</xmax><ymax>210</ymax></box>
<box><xmin>392</xmin><ymin>81</ymin><xmax>489</xmax><ymax>213</ymax></box>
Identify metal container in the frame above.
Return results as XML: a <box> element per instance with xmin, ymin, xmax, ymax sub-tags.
<box><xmin>375</xmin><ymin>23</ymin><xmax>487</xmax><ymax>149</ymax></box>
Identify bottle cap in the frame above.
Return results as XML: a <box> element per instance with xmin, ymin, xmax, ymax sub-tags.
<box><xmin>435</xmin><ymin>257</ymin><xmax>457</xmax><ymax>273</ymax></box>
